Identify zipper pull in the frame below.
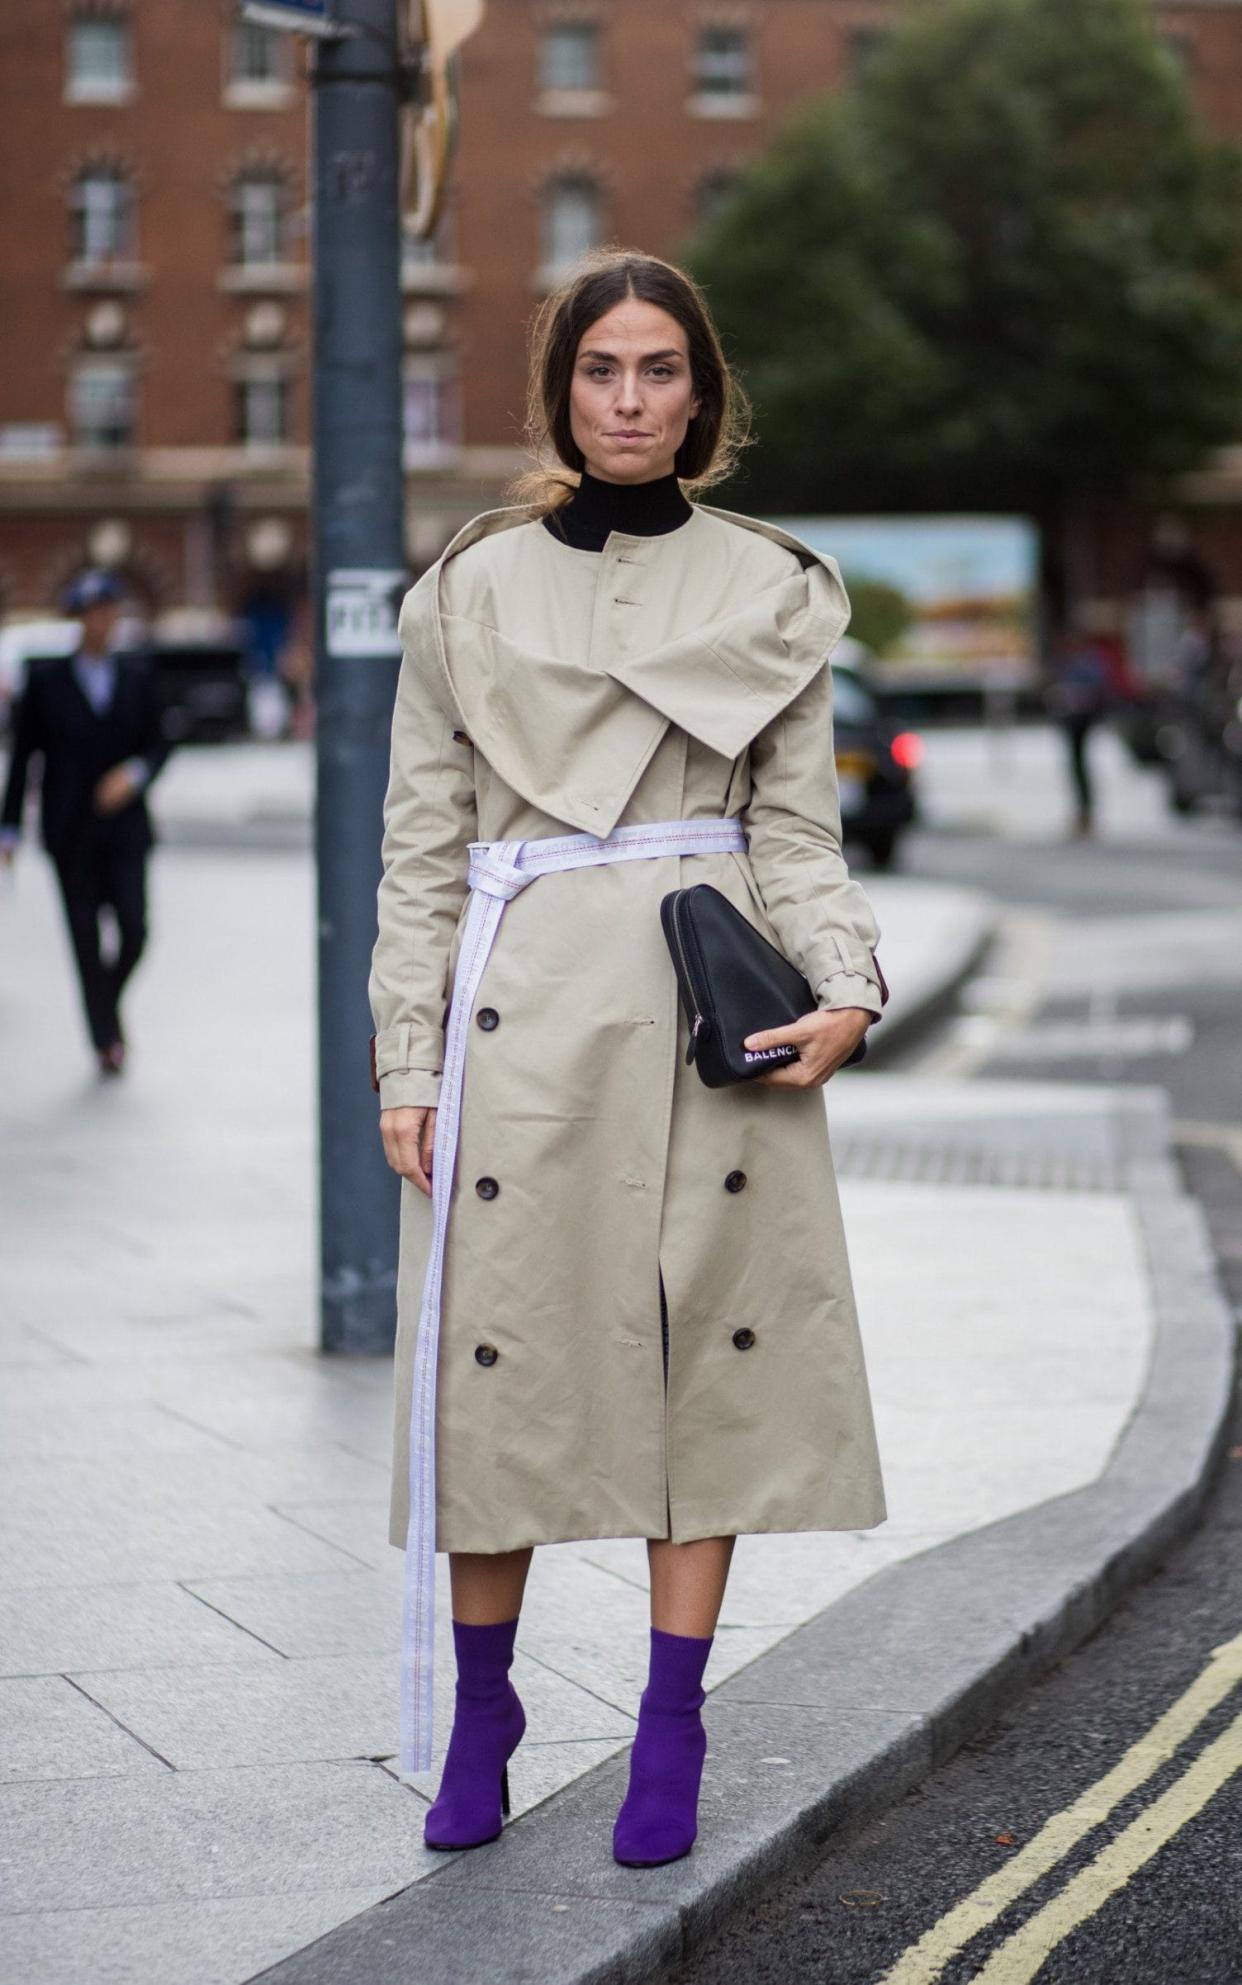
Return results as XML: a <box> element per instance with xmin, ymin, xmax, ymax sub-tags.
<box><xmin>686</xmin><ymin>1014</ymin><xmax>705</xmax><ymax>1065</ymax></box>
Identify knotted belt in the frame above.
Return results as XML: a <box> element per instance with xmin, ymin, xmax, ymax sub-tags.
<box><xmin>400</xmin><ymin>815</ymin><xmax>749</xmax><ymax>1774</ymax></box>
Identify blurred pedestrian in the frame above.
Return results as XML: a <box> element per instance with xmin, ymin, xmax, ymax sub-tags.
<box><xmin>0</xmin><ymin>571</ymin><xmax>174</xmax><ymax>1075</ymax></box>
<box><xmin>369</xmin><ymin>250</ymin><xmax>887</xmax><ymax>1866</ymax></box>
<box><xmin>1046</xmin><ymin>621</ymin><xmax>1113</xmax><ymax>837</ymax></box>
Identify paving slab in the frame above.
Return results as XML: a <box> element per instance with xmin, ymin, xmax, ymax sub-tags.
<box><xmin>0</xmin><ymin>1761</ymin><xmax>424</xmax><ymax>1914</ymax></box>
<box><xmin>70</xmin><ymin>1647</ymin><xmax>636</xmax><ymax>1775</ymax></box>
<box><xmin>0</xmin><ymin>1582</ymin><xmax>278</xmax><ymax>1680</ymax></box>
<box><xmin>0</xmin><ymin>1674</ymin><xmax>169</xmax><ymax>1782</ymax></box>
<box><xmin>4</xmin><ymin>1892</ymin><xmax>394</xmax><ymax>1985</ymax></box>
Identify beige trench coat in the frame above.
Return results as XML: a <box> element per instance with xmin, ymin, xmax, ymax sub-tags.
<box><xmin>369</xmin><ymin>498</ymin><xmax>887</xmax><ymax>1554</ymax></box>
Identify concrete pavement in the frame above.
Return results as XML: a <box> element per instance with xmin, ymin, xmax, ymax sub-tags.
<box><xmin>0</xmin><ymin>741</ymin><xmax>1230</xmax><ymax>1984</ymax></box>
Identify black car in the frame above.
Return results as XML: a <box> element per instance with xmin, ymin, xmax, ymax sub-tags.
<box><xmin>142</xmin><ymin>640</ymin><xmax>250</xmax><ymax>744</ymax></box>
<box><xmin>831</xmin><ymin>663</ymin><xmax>921</xmax><ymax>868</ymax></box>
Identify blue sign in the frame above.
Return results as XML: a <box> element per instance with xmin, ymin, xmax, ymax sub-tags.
<box><xmin>239</xmin><ymin>0</ymin><xmax>338</xmax><ymax>34</ymax></box>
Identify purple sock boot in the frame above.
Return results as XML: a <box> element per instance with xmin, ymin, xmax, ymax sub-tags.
<box><xmin>424</xmin><ymin>1616</ymin><xmax>526</xmax><ymax>1851</ymax></box>
<box><xmin>613</xmin><ymin>1626</ymin><xmax>713</xmax><ymax>1867</ymax></box>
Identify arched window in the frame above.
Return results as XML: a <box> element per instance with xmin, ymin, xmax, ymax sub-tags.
<box><xmin>231</xmin><ymin>170</ymin><xmax>287</xmax><ymax>266</ymax></box>
<box><xmin>71</xmin><ymin>167</ymin><xmax>133</xmax><ymax>265</ymax></box>
<box><xmin>540</xmin><ymin>175</ymin><xmax>601</xmax><ymax>275</ymax></box>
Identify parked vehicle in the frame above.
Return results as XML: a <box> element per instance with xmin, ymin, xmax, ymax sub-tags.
<box><xmin>832</xmin><ymin>656</ymin><xmax>921</xmax><ymax>868</ymax></box>
<box><xmin>142</xmin><ymin>640</ymin><xmax>250</xmax><ymax>744</ymax></box>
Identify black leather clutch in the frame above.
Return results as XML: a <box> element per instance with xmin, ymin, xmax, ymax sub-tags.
<box><xmin>659</xmin><ymin>882</ymin><xmax>873</xmax><ymax>1089</ymax></box>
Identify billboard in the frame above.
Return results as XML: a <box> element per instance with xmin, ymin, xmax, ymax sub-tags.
<box><xmin>779</xmin><ymin>514</ymin><xmax>1038</xmax><ymax>685</ymax></box>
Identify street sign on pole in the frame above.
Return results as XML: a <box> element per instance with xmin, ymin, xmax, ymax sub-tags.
<box><xmin>312</xmin><ymin>0</ymin><xmax>411</xmax><ymax>1353</ymax></box>
<box><xmin>240</xmin><ymin>0</ymin><xmax>343</xmax><ymax>37</ymax></box>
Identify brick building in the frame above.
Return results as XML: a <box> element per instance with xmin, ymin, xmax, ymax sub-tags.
<box><xmin>1</xmin><ymin>0</ymin><xmax>1240</xmax><ymax>636</ymax></box>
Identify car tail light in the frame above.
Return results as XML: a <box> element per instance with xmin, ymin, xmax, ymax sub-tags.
<box><xmin>890</xmin><ymin>731</ymin><xmax>924</xmax><ymax>770</ymax></box>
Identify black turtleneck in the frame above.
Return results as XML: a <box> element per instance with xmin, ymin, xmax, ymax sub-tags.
<box><xmin>542</xmin><ymin>466</ymin><xmax>693</xmax><ymax>552</ymax></box>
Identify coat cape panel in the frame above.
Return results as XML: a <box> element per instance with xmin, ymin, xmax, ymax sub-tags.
<box><xmin>396</xmin><ymin>501</ymin><xmax>852</xmax><ymax>838</ymax></box>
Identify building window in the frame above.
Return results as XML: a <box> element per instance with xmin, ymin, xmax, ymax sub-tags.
<box><xmin>225</xmin><ymin>21</ymin><xmax>293</xmax><ymax>104</ymax></box>
<box><xmin>692</xmin><ymin>25</ymin><xmax>753</xmax><ymax>101</ymax></box>
<box><xmin>403</xmin><ymin>359</ymin><xmax>460</xmax><ymax>466</ymax></box>
<box><xmin>66</xmin><ymin>16</ymin><xmax>132</xmax><ymax>102</ymax></box>
<box><xmin>231</xmin><ymin>172</ymin><xmax>288</xmax><ymax>266</ymax></box>
<box><xmin>540</xmin><ymin>176</ymin><xmax>601</xmax><ymax>276</ymax></box>
<box><xmin>695</xmin><ymin>168</ymin><xmax>742</xmax><ymax>225</ymax></box>
<box><xmin>70</xmin><ymin>360</ymin><xmax>135</xmax><ymax>450</ymax></box>
<box><xmin>231</xmin><ymin>22</ymin><xmax>287</xmax><ymax>85</ymax></box>
<box><xmin>236</xmin><ymin>374</ymin><xmax>289</xmax><ymax>448</ymax></box>
<box><xmin>538</xmin><ymin>22</ymin><xmax>600</xmax><ymax>93</ymax></box>
<box><xmin>71</xmin><ymin>168</ymin><xmax>134</xmax><ymax>265</ymax></box>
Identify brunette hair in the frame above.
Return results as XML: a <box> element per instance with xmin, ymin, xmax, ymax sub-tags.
<box><xmin>506</xmin><ymin>246</ymin><xmax>752</xmax><ymax>514</ymax></box>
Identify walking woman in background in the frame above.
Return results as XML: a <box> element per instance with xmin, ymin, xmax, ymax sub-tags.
<box><xmin>368</xmin><ymin>248</ymin><xmax>888</xmax><ymax>1867</ymax></box>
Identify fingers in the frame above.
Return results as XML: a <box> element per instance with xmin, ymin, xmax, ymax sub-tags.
<box><xmin>742</xmin><ymin>1021</ymin><xmax>807</xmax><ymax>1053</ymax></box>
<box><xmin>380</xmin><ymin>1106</ymin><xmax>436</xmax><ymax>1196</ymax></box>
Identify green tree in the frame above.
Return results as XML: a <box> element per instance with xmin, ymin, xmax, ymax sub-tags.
<box><xmin>686</xmin><ymin>0</ymin><xmax>1242</xmax><ymax>623</ymax></box>
<box><xmin>840</xmin><ymin>575</ymin><xmax>914</xmax><ymax>656</ymax></box>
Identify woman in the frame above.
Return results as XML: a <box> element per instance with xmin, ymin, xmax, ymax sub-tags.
<box><xmin>368</xmin><ymin>248</ymin><xmax>887</xmax><ymax>1869</ymax></box>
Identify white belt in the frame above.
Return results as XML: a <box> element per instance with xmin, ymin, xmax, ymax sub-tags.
<box><xmin>400</xmin><ymin>815</ymin><xmax>749</xmax><ymax>1773</ymax></box>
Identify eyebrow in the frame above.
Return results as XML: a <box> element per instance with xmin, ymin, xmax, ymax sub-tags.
<box><xmin>578</xmin><ymin>348</ymin><xmax>686</xmax><ymax>363</ymax></box>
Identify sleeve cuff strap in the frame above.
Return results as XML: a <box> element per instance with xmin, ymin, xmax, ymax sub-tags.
<box><xmin>371</xmin><ymin>1020</ymin><xmax>446</xmax><ymax>1083</ymax></box>
<box><xmin>815</xmin><ymin>970</ymin><xmax>884</xmax><ymax>1019</ymax></box>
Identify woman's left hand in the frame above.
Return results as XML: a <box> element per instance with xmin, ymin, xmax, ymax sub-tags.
<box><xmin>742</xmin><ymin>1007</ymin><xmax>872</xmax><ymax>1089</ymax></box>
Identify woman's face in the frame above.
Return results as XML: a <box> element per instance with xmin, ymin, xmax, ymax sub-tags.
<box><xmin>567</xmin><ymin>298</ymin><xmax>701</xmax><ymax>484</ymax></box>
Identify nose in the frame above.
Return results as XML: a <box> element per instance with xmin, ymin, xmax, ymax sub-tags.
<box><xmin>613</xmin><ymin>371</ymin><xmax>643</xmax><ymax>417</ymax></box>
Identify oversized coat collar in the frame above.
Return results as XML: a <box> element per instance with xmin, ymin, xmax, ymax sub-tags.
<box><xmin>398</xmin><ymin>499</ymin><xmax>851</xmax><ymax>838</ymax></box>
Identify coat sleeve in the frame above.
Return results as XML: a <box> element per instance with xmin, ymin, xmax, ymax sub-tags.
<box><xmin>368</xmin><ymin>585</ymin><xmax>478</xmax><ymax>1111</ymax></box>
<box><xmin>741</xmin><ymin>657</ymin><xmax>885</xmax><ymax>1019</ymax></box>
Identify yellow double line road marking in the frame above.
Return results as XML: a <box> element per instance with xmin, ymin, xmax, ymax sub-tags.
<box><xmin>879</xmin><ymin>1628</ymin><xmax>1242</xmax><ymax>1984</ymax></box>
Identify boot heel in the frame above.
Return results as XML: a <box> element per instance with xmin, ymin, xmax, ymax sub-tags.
<box><xmin>500</xmin><ymin>1764</ymin><xmax>511</xmax><ymax>1817</ymax></box>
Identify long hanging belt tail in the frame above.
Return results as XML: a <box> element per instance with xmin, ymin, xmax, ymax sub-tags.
<box><xmin>399</xmin><ymin>815</ymin><xmax>748</xmax><ymax>1774</ymax></box>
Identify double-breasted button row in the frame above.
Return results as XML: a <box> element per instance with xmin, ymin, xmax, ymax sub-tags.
<box><xmin>475</xmin><ymin>1175</ymin><xmax>499</xmax><ymax>1199</ymax></box>
<box><xmin>724</xmin><ymin>1170</ymin><xmax>747</xmax><ymax>1193</ymax></box>
<box><xmin>476</xmin><ymin>1007</ymin><xmax>500</xmax><ymax>1031</ymax></box>
<box><xmin>474</xmin><ymin>1343</ymin><xmax>499</xmax><ymax>1366</ymax></box>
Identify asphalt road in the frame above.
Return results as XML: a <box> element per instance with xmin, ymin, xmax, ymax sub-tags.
<box><xmin>670</xmin><ymin>759</ymin><xmax>1242</xmax><ymax>1985</ymax></box>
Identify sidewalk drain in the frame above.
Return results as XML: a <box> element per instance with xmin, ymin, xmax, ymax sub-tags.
<box><xmin>831</xmin><ymin>1138</ymin><xmax>1122</xmax><ymax>1192</ymax></box>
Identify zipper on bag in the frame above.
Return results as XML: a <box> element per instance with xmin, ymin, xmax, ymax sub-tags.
<box><xmin>671</xmin><ymin>891</ymin><xmax>716</xmax><ymax>1065</ymax></box>
<box><xmin>663</xmin><ymin>890</ymin><xmax>703</xmax><ymax>1061</ymax></box>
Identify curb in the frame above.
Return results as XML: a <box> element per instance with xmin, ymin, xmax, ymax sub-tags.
<box><xmin>864</xmin><ymin>899</ymin><xmax>994</xmax><ymax>1066</ymax></box>
<box><xmin>255</xmin><ymin>1088</ymin><xmax>1236</xmax><ymax>1985</ymax></box>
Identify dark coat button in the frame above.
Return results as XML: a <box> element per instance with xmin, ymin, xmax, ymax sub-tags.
<box><xmin>475</xmin><ymin>1176</ymin><xmax>499</xmax><ymax>1200</ymax></box>
<box><xmin>476</xmin><ymin>1007</ymin><xmax>500</xmax><ymax>1031</ymax></box>
<box><xmin>452</xmin><ymin>729</ymin><xmax>472</xmax><ymax>744</ymax></box>
<box><xmin>732</xmin><ymin>1327</ymin><xmax>756</xmax><ymax>1350</ymax></box>
<box><xmin>724</xmin><ymin>1170</ymin><xmax>747</xmax><ymax>1193</ymax></box>
<box><xmin>474</xmin><ymin>1343</ymin><xmax>499</xmax><ymax>1366</ymax></box>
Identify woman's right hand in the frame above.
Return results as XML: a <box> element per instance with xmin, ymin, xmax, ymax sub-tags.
<box><xmin>380</xmin><ymin>1106</ymin><xmax>437</xmax><ymax>1197</ymax></box>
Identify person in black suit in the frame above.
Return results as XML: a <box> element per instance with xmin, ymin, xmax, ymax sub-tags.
<box><xmin>1</xmin><ymin>570</ymin><xmax>174</xmax><ymax>1075</ymax></box>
